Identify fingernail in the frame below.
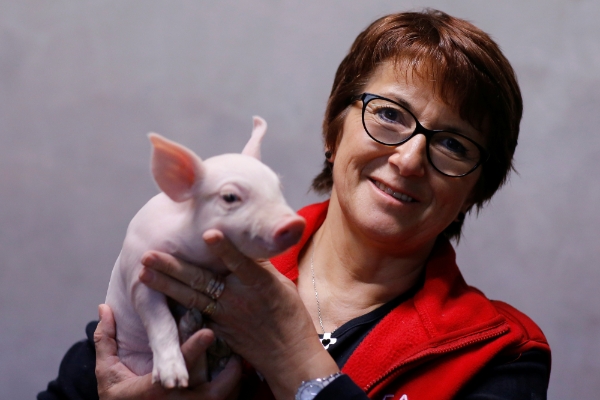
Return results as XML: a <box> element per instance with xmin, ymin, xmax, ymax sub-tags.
<box><xmin>98</xmin><ymin>304</ymin><xmax>103</xmax><ymax>321</ymax></box>
<box><xmin>203</xmin><ymin>230</ymin><xmax>223</xmax><ymax>245</ymax></box>
<box><xmin>139</xmin><ymin>268</ymin><xmax>155</xmax><ymax>283</ymax></box>
<box><xmin>199</xmin><ymin>334</ymin><xmax>215</xmax><ymax>347</ymax></box>
<box><xmin>141</xmin><ymin>253</ymin><xmax>156</xmax><ymax>267</ymax></box>
<box><xmin>204</xmin><ymin>236</ymin><xmax>218</xmax><ymax>246</ymax></box>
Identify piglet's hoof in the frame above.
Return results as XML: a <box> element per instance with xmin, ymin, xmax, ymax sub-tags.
<box><xmin>152</xmin><ymin>353</ymin><xmax>189</xmax><ymax>388</ymax></box>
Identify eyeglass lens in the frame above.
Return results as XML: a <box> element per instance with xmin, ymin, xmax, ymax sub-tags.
<box><xmin>363</xmin><ymin>97</ymin><xmax>483</xmax><ymax>177</ymax></box>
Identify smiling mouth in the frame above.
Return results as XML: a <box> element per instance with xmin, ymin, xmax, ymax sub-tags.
<box><xmin>372</xmin><ymin>179</ymin><xmax>416</xmax><ymax>203</ymax></box>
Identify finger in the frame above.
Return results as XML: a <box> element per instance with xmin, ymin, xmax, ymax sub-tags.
<box><xmin>181</xmin><ymin>328</ymin><xmax>215</xmax><ymax>364</ymax></box>
<box><xmin>94</xmin><ymin>304</ymin><xmax>118</xmax><ymax>362</ymax></box>
<box><xmin>140</xmin><ymin>267</ymin><xmax>215</xmax><ymax>312</ymax></box>
<box><xmin>203</xmin><ymin>229</ymin><xmax>268</xmax><ymax>285</ymax></box>
<box><xmin>168</xmin><ymin>356</ymin><xmax>241</xmax><ymax>400</ymax></box>
<box><xmin>202</xmin><ymin>354</ymin><xmax>242</xmax><ymax>399</ymax></box>
<box><xmin>94</xmin><ymin>304</ymin><xmax>140</xmax><ymax>395</ymax></box>
<box><xmin>142</xmin><ymin>250</ymin><xmax>217</xmax><ymax>293</ymax></box>
<box><xmin>181</xmin><ymin>328</ymin><xmax>214</xmax><ymax>386</ymax></box>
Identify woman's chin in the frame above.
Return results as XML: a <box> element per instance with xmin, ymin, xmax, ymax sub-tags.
<box><xmin>353</xmin><ymin>209</ymin><xmax>420</xmax><ymax>242</ymax></box>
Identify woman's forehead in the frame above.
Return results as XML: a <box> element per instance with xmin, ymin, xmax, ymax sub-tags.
<box><xmin>367</xmin><ymin>60</ymin><xmax>455</xmax><ymax>105</ymax></box>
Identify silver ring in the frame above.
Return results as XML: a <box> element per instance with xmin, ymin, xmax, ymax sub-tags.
<box><xmin>205</xmin><ymin>275</ymin><xmax>225</xmax><ymax>300</ymax></box>
<box><xmin>201</xmin><ymin>300</ymin><xmax>218</xmax><ymax>317</ymax></box>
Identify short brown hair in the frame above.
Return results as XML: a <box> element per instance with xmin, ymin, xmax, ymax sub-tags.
<box><xmin>311</xmin><ymin>9</ymin><xmax>522</xmax><ymax>240</ymax></box>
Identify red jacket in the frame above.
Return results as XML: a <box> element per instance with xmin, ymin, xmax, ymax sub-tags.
<box><xmin>259</xmin><ymin>201</ymin><xmax>551</xmax><ymax>399</ymax></box>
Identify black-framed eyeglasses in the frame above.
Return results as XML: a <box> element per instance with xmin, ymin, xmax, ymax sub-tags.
<box><xmin>352</xmin><ymin>93</ymin><xmax>489</xmax><ymax>177</ymax></box>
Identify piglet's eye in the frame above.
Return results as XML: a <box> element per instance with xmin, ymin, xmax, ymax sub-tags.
<box><xmin>221</xmin><ymin>193</ymin><xmax>240</xmax><ymax>203</ymax></box>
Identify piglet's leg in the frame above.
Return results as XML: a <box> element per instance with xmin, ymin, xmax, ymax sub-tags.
<box><xmin>133</xmin><ymin>282</ymin><xmax>188</xmax><ymax>388</ymax></box>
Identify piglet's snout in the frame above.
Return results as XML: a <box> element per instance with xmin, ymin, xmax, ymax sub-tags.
<box><xmin>272</xmin><ymin>215</ymin><xmax>305</xmax><ymax>251</ymax></box>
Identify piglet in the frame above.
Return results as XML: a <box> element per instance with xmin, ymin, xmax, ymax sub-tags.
<box><xmin>105</xmin><ymin>116</ymin><xmax>305</xmax><ymax>388</ymax></box>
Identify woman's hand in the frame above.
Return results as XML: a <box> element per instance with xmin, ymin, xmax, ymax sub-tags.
<box><xmin>139</xmin><ymin>230</ymin><xmax>339</xmax><ymax>400</ymax></box>
<box><xmin>94</xmin><ymin>304</ymin><xmax>241</xmax><ymax>400</ymax></box>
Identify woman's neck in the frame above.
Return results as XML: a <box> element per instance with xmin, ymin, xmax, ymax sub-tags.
<box><xmin>297</xmin><ymin>201</ymin><xmax>437</xmax><ymax>333</ymax></box>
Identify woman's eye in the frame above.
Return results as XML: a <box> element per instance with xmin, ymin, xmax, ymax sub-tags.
<box><xmin>373</xmin><ymin>106</ymin><xmax>413</xmax><ymax>129</ymax></box>
<box><xmin>377</xmin><ymin>107</ymin><xmax>401</xmax><ymax>123</ymax></box>
<box><xmin>221</xmin><ymin>193</ymin><xmax>240</xmax><ymax>203</ymax></box>
<box><xmin>439</xmin><ymin>136</ymin><xmax>469</xmax><ymax>157</ymax></box>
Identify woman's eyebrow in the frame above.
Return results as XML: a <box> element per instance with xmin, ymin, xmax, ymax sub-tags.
<box><xmin>383</xmin><ymin>93</ymin><xmax>415</xmax><ymax>113</ymax></box>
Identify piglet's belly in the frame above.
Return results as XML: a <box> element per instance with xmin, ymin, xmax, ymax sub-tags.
<box><xmin>118</xmin><ymin>348</ymin><xmax>154</xmax><ymax>376</ymax></box>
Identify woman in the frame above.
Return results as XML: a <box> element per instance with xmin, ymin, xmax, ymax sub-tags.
<box><xmin>40</xmin><ymin>9</ymin><xmax>550</xmax><ymax>400</ymax></box>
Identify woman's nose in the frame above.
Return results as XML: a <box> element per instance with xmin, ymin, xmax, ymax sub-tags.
<box><xmin>388</xmin><ymin>134</ymin><xmax>428</xmax><ymax>177</ymax></box>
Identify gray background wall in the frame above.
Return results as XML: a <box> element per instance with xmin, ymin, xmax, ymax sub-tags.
<box><xmin>1</xmin><ymin>1</ymin><xmax>598</xmax><ymax>398</ymax></box>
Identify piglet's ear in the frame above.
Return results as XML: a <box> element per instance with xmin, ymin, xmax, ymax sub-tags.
<box><xmin>241</xmin><ymin>116</ymin><xmax>267</xmax><ymax>160</ymax></box>
<box><xmin>148</xmin><ymin>133</ymin><xmax>204</xmax><ymax>202</ymax></box>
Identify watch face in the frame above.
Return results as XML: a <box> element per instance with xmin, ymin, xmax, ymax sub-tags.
<box><xmin>296</xmin><ymin>373</ymin><xmax>342</xmax><ymax>400</ymax></box>
<box><xmin>298</xmin><ymin>382</ymin><xmax>324</xmax><ymax>400</ymax></box>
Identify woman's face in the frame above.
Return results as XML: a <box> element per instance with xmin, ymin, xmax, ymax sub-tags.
<box><xmin>329</xmin><ymin>61</ymin><xmax>483</xmax><ymax>253</ymax></box>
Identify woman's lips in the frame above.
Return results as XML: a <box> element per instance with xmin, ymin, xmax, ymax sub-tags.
<box><xmin>372</xmin><ymin>179</ymin><xmax>417</xmax><ymax>203</ymax></box>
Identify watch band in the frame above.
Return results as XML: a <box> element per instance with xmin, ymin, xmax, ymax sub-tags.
<box><xmin>295</xmin><ymin>372</ymin><xmax>343</xmax><ymax>400</ymax></box>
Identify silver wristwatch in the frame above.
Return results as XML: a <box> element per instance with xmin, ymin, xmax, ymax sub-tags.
<box><xmin>295</xmin><ymin>372</ymin><xmax>343</xmax><ymax>400</ymax></box>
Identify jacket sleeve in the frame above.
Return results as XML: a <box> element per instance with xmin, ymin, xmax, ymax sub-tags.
<box><xmin>457</xmin><ymin>349</ymin><xmax>550</xmax><ymax>400</ymax></box>
<box><xmin>314</xmin><ymin>374</ymin><xmax>369</xmax><ymax>400</ymax></box>
<box><xmin>37</xmin><ymin>321</ymin><xmax>99</xmax><ymax>400</ymax></box>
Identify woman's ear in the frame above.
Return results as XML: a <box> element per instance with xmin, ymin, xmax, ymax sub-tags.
<box><xmin>460</xmin><ymin>184</ymin><xmax>481</xmax><ymax>216</ymax></box>
<box><xmin>456</xmin><ymin>200</ymin><xmax>475</xmax><ymax>222</ymax></box>
<box><xmin>325</xmin><ymin>149</ymin><xmax>335</xmax><ymax>163</ymax></box>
